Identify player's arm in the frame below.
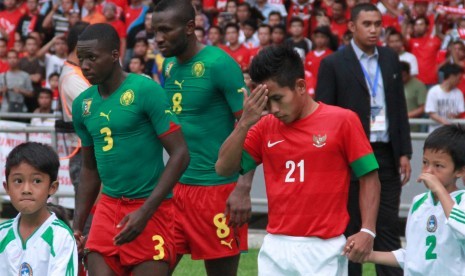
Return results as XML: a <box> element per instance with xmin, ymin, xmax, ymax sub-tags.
<box><xmin>216</xmin><ymin>85</ymin><xmax>268</xmax><ymax>177</ymax></box>
<box><xmin>225</xmin><ymin>169</ymin><xmax>255</xmax><ymax>227</ymax></box>
<box><xmin>114</xmin><ymin>129</ymin><xmax>189</xmax><ymax>245</ymax></box>
<box><xmin>346</xmin><ymin>169</ymin><xmax>380</xmax><ymax>263</ymax></box>
<box><xmin>73</xmin><ymin>146</ymin><xmax>102</xmax><ymax>251</ymax></box>
<box><xmin>363</xmin><ymin>251</ymin><xmax>401</xmax><ymax>267</ymax></box>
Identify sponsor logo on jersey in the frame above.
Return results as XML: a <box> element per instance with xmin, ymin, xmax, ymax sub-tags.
<box><xmin>165</xmin><ymin>62</ymin><xmax>174</xmax><ymax>78</ymax></box>
<box><xmin>221</xmin><ymin>238</ymin><xmax>234</xmax><ymax>250</ymax></box>
<box><xmin>267</xmin><ymin>140</ymin><xmax>284</xmax><ymax>148</ymax></box>
<box><xmin>165</xmin><ymin>109</ymin><xmax>173</xmax><ymax>115</ymax></box>
<box><xmin>100</xmin><ymin>110</ymin><xmax>111</xmax><ymax>121</ymax></box>
<box><xmin>237</xmin><ymin>88</ymin><xmax>245</xmax><ymax>93</ymax></box>
<box><xmin>82</xmin><ymin>98</ymin><xmax>93</xmax><ymax>116</ymax></box>
<box><xmin>19</xmin><ymin>262</ymin><xmax>33</xmax><ymax>276</ymax></box>
<box><xmin>312</xmin><ymin>134</ymin><xmax>327</xmax><ymax>148</ymax></box>
<box><xmin>174</xmin><ymin>80</ymin><xmax>184</xmax><ymax>90</ymax></box>
<box><xmin>192</xmin><ymin>61</ymin><xmax>205</xmax><ymax>77</ymax></box>
<box><xmin>426</xmin><ymin>215</ymin><xmax>437</xmax><ymax>232</ymax></box>
<box><xmin>120</xmin><ymin>90</ymin><xmax>135</xmax><ymax>106</ymax></box>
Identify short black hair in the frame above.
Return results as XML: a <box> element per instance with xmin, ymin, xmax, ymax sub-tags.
<box><xmin>78</xmin><ymin>23</ymin><xmax>120</xmax><ymax>52</ymax></box>
<box><xmin>195</xmin><ymin>26</ymin><xmax>205</xmax><ymax>35</ymax></box>
<box><xmin>271</xmin><ymin>24</ymin><xmax>286</xmax><ymax>33</ymax></box>
<box><xmin>48</xmin><ymin>72</ymin><xmax>60</xmax><ymax>80</ymax></box>
<box><xmin>224</xmin><ymin>22</ymin><xmax>240</xmax><ymax>32</ymax></box>
<box><xmin>39</xmin><ymin>88</ymin><xmax>53</xmax><ymax>97</ymax></box>
<box><xmin>413</xmin><ymin>15</ymin><xmax>429</xmax><ymax>26</ymax></box>
<box><xmin>289</xmin><ymin>16</ymin><xmax>304</xmax><ymax>26</ymax></box>
<box><xmin>5</xmin><ymin>142</ymin><xmax>60</xmax><ymax>183</ymax></box>
<box><xmin>243</xmin><ymin>19</ymin><xmax>257</xmax><ymax>30</ymax></box>
<box><xmin>249</xmin><ymin>45</ymin><xmax>304</xmax><ymax>89</ymax></box>
<box><xmin>350</xmin><ymin>3</ymin><xmax>380</xmax><ymax>22</ymax></box>
<box><xmin>333</xmin><ymin>0</ymin><xmax>347</xmax><ymax>10</ymax></box>
<box><xmin>424</xmin><ymin>124</ymin><xmax>465</xmax><ymax>170</ymax></box>
<box><xmin>208</xmin><ymin>25</ymin><xmax>222</xmax><ymax>35</ymax></box>
<box><xmin>131</xmin><ymin>56</ymin><xmax>146</xmax><ymax>66</ymax></box>
<box><xmin>134</xmin><ymin>37</ymin><xmax>148</xmax><ymax>46</ymax></box>
<box><xmin>154</xmin><ymin>0</ymin><xmax>195</xmax><ymax>25</ymax></box>
<box><xmin>258</xmin><ymin>23</ymin><xmax>272</xmax><ymax>33</ymax></box>
<box><xmin>440</xmin><ymin>63</ymin><xmax>463</xmax><ymax>80</ymax></box>
<box><xmin>400</xmin><ymin>61</ymin><xmax>410</xmax><ymax>74</ymax></box>
<box><xmin>68</xmin><ymin>22</ymin><xmax>90</xmax><ymax>52</ymax></box>
<box><xmin>386</xmin><ymin>29</ymin><xmax>403</xmax><ymax>40</ymax></box>
<box><xmin>268</xmin><ymin>10</ymin><xmax>282</xmax><ymax>20</ymax></box>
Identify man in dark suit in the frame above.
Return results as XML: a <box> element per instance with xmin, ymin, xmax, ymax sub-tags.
<box><xmin>316</xmin><ymin>3</ymin><xmax>412</xmax><ymax>276</ymax></box>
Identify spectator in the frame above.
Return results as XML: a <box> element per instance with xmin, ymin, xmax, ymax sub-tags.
<box><xmin>36</xmin><ymin>35</ymin><xmax>68</xmax><ymax>88</ymax></box>
<box><xmin>285</xmin><ymin>17</ymin><xmax>312</xmax><ymax>60</ymax></box>
<box><xmin>253</xmin><ymin>0</ymin><xmax>287</xmax><ymax>22</ymax></box>
<box><xmin>250</xmin><ymin>23</ymin><xmax>271</xmax><ymax>61</ymax></box>
<box><xmin>15</xmin><ymin>0</ymin><xmax>45</xmax><ymax>42</ymax></box>
<box><xmin>286</xmin><ymin>0</ymin><xmax>312</xmax><ymax>38</ymax></box>
<box><xmin>128</xmin><ymin>56</ymin><xmax>151</xmax><ymax>79</ymax></box>
<box><xmin>400</xmin><ymin>61</ymin><xmax>426</xmax><ymax>132</ymax></box>
<box><xmin>48</xmin><ymin>72</ymin><xmax>59</xmax><ymax>100</ymax></box>
<box><xmin>386</xmin><ymin>30</ymin><xmax>418</xmax><ymax>76</ymax></box>
<box><xmin>0</xmin><ymin>38</ymin><xmax>9</xmax><ymax>73</ymax></box>
<box><xmin>305</xmin><ymin>26</ymin><xmax>333</xmax><ymax>82</ymax></box>
<box><xmin>408</xmin><ymin>16</ymin><xmax>441</xmax><ymax>87</ymax></box>
<box><xmin>0</xmin><ymin>50</ymin><xmax>34</xmax><ymax>117</ymax></box>
<box><xmin>130</xmin><ymin>37</ymin><xmax>155</xmax><ymax>78</ymax></box>
<box><xmin>42</xmin><ymin>0</ymin><xmax>76</xmax><ymax>37</ymax></box>
<box><xmin>82</xmin><ymin>0</ymin><xmax>106</xmax><ymax>25</ymax></box>
<box><xmin>221</xmin><ymin>22</ymin><xmax>251</xmax><ymax>70</ymax></box>
<box><xmin>194</xmin><ymin>26</ymin><xmax>206</xmax><ymax>43</ymax></box>
<box><xmin>19</xmin><ymin>36</ymin><xmax>45</xmax><ymax>112</ymax></box>
<box><xmin>0</xmin><ymin>0</ymin><xmax>24</xmax><ymax>49</ymax></box>
<box><xmin>330</xmin><ymin>0</ymin><xmax>349</xmax><ymax>43</ymax></box>
<box><xmin>338</xmin><ymin>29</ymin><xmax>353</xmax><ymax>50</ymax></box>
<box><xmin>103</xmin><ymin>2</ymin><xmax>127</xmax><ymax>61</ymax></box>
<box><xmin>207</xmin><ymin>25</ymin><xmax>223</xmax><ymax>46</ymax></box>
<box><xmin>271</xmin><ymin>24</ymin><xmax>286</xmax><ymax>46</ymax></box>
<box><xmin>122</xmin><ymin>0</ymin><xmax>149</xmax><ymax>66</ymax></box>
<box><xmin>242</xmin><ymin>19</ymin><xmax>259</xmax><ymax>49</ymax></box>
<box><xmin>30</xmin><ymin>88</ymin><xmax>54</xmax><ymax>126</ymax></box>
<box><xmin>267</xmin><ymin>10</ymin><xmax>283</xmax><ymax>27</ymax></box>
<box><xmin>425</xmin><ymin>63</ymin><xmax>465</xmax><ymax>133</ymax></box>
<box><xmin>135</xmin><ymin>11</ymin><xmax>155</xmax><ymax>41</ymax></box>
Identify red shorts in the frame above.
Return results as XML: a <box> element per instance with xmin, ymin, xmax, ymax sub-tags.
<box><xmin>174</xmin><ymin>183</ymin><xmax>248</xmax><ymax>260</ymax></box>
<box><xmin>85</xmin><ymin>195</ymin><xmax>176</xmax><ymax>274</ymax></box>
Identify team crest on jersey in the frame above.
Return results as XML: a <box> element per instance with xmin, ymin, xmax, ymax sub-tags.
<box><xmin>19</xmin><ymin>262</ymin><xmax>33</xmax><ymax>276</ymax></box>
<box><xmin>426</xmin><ymin>215</ymin><xmax>437</xmax><ymax>232</ymax></box>
<box><xmin>192</xmin><ymin>61</ymin><xmax>205</xmax><ymax>77</ymax></box>
<box><xmin>82</xmin><ymin>98</ymin><xmax>93</xmax><ymax>116</ymax></box>
<box><xmin>165</xmin><ymin>62</ymin><xmax>174</xmax><ymax>78</ymax></box>
<box><xmin>312</xmin><ymin>134</ymin><xmax>327</xmax><ymax>148</ymax></box>
<box><xmin>120</xmin><ymin>90</ymin><xmax>135</xmax><ymax>106</ymax></box>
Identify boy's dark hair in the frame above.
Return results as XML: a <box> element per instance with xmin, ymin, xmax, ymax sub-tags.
<box><xmin>208</xmin><ymin>25</ymin><xmax>223</xmax><ymax>35</ymax></box>
<box><xmin>258</xmin><ymin>24</ymin><xmax>272</xmax><ymax>33</ymax></box>
<box><xmin>5</xmin><ymin>142</ymin><xmax>60</xmax><ymax>182</ymax></box>
<box><xmin>67</xmin><ymin>22</ymin><xmax>90</xmax><ymax>53</ymax></box>
<box><xmin>440</xmin><ymin>63</ymin><xmax>463</xmax><ymax>80</ymax></box>
<box><xmin>268</xmin><ymin>10</ymin><xmax>282</xmax><ymax>20</ymax></box>
<box><xmin>249</xmin><ymin>45</ymin><xmax>304</xmax><ymax>89</ymax></box>
<box><xmin>78</xmin><ymin>23</ymin><xmax>120</xmax><ymax>52</ymax></box>
<box><xmin>271</xmin><ymin>24</ymin><xmax>286</xmax><ymax>33</ymax></box>
<box><xmin>47</xmin><ymin>203</ymin><xmax>71</xmax><ymax>228</ymax></box>
<box><xmin>154</xmin><ymin>0</ymin><xmax>195</xmax><ymax>25</ymax></box>
<box><xmin>412</xmin><ymin>15</ymin><xmax>429</xmax><ymax>26</ymax></box>
<box><xmin>333</xmin><ymin>0</ymin><xmax>347</xmax><ymax>10</ymax></box>
<box><xmin>386</xmin><ymin>29</ymin><xmax>403</xmax><ymax>41</ymax></box>
<box><xmin>39</xmin><ymin>88</ymin><xmax>53</xmax><ymax>97</ymax></box>
<box><xmin>134</xmin><ymin>37</ymin><xmax>148</xmax><ymax>46</ymax></box>
<box><xmin>424</xmin><ymin>124</ymin><xmax>465</xmax><ymax>170</ymax></box>
<box><xmin>224</xmin><ymin>22</ymin><xmax>240</xmax><ymax>32</ymax></box>
<box><xmin>48</xmin><ymin>72</ymin><xmax>60</xmax><ymax>80</ymax></box>
<box><xmin>194</xmin><ymin>26</ymin><xmax>205</xmax><ymax>35</ymax></box>
<box><xmin>350</xmin><ymin>3</ymin><xmax>380</xmax><ymax>22</ymax></box>
<box><xmin>243</xmin><ymin>19</ymin><xmax>257</xmax><ymax>31</ymax></box>
<box><xmin>131</xmin><ymin>56</ymin><xmax>146</xmax><ymax>66</ymax></box>
<box><xmin>289</xmin><ymin>16</ymin><xmax>304</xmax><ymax>26</ymax></box>
<box><xmin>400</xmin><ymin>61</ymin><xmax>410</xmax><ymax>74</ymax></box>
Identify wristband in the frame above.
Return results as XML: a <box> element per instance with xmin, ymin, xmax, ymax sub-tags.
<box><xmin>360</xmin><ymin>228</ymin><xmax>376</xmax><ymax>238</ymax></box>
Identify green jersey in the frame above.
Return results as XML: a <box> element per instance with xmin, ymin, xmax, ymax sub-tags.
<box><xmin>163</xmin><ymin>46</ymin><xmax>245</xmax><ymax>185</ymax></box>
<box><xmin>73</xmin><ymin>73</ymin><xmax>179</xmax><ymax>198</ymax></box>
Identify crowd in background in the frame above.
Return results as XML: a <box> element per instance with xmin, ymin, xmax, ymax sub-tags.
<box><xmin>0</xmin><ymin>0</ymin><xmax>464</xmax><ymax>129</ymax></box>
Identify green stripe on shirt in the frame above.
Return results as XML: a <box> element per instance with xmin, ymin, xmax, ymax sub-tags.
<box><xmin>240</xmin><ymin>150</ymin><xmax>258</xmax><ymax>175</ymax></box>
<box><xmin>350</xmin><ymin>153</ymin><xmax>379</xmax><ymax>178</ymax></box>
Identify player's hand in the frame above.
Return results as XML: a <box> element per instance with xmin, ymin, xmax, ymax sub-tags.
<box><xmin>417</xmin><ymin>172</ymin><xmax>443</xmax><ymax>194</ymax></box>
<box><xmin>399</xmin><ymin>156</ymin><xmax>411</xmax><ymax>186</ymax></box>
<box><xmin>345</xmin><ymin>231</ymin><xmax>374</xmax><ymax>263</ymax></box>
<box><xmin>225</xmin><ymin>185</ymin><xmax>251</xmax><ymax>228</ymax></box>
<box><xmin>240</xmin><ymin>85</ymin><xmax>268</xmax><ymax>128</ymax></box>
<box><xmin>73</xmin><ymin>230</ymin><xmax>86</xmax><ymax>254</ymax></box>
<box><xmin>114</xmin><ymin>209</ymin><xmax>151</xmax><ymax>245</ymax></box>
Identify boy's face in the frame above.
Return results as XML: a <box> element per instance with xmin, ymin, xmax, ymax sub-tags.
<box><xmin>129</xmin><ymin>58</ymin><xmax>144</xmax><ymax>73</ymax></box>
<box><xmin>271</xmin><ymin>28</ymin><xmax>285</xmax><ymax>44</ymax></box>
<box><xmin>38</xmin><ymin>92</ymin><xmax>52</xmax><ymax>109</ymax></box>
<box><xmin>422</xmin><ymin>149</ymin><xmax>464</xmax><ymax>192</ymax></box>
<box><xmin>4</xmin><ymin>162</ymin><xmax>58</xmax><ymax>216</ymax></box>
<box><xmin>313</xmin><ymin>33</ymin><xmax>328</xmax><ymax>48</ymax></box>
<box><xmin>225</xmin><ymin>27</ymin><xmax>239</xmax><ymax>44</ymax></box>
<box><xmin>49</xmin><ymin>76</ymin><xmax>59</xmax><ymax>90</ymax></box>
<box><xmin>290</xmin><ymin>22</ymin><xmax>303</xmax><ymax>37</ymax></box>
<box><xmin>54</xmin><ymin>39</ymin><xmax>68</xmax><ymax>56</ymax></box>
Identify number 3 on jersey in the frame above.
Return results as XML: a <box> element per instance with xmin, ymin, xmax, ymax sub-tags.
<box><xmin>172</xmin><ymin>93</ymin><xmax>183</xmax><ymax>114</ymax></box>
<box><xmin>100</xmin><ymin>127</ymin><xmax>113</xmax><ymax>151</ymax></box>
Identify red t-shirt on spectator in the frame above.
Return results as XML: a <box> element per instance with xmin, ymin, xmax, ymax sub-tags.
<box><xmin>220</xmin><ymin>44</ymin><xmax>251</xmax><ymax>71</ymax></box>
<box><xmin>0</xmin><ymin>60</ymin><xmax>9</xmax><ymax>73</ymax></box>
<box><xmin>408</xmin><ymin>36</ymin><xmax>441</xmax><ymax>85</ymax></box>
<box><xmin>0</xmin><ymin>8</ymin><xmax>24</xmax><ymax>49</ymax></box>
<box><xmin>382</xmin><ymin>14</ymin><xmax>401</xmax><ymax>33</ymax></box>
<box><xmin>287</xmin><ymin>2</ymin><xmax>312</xmax><ymax>37</ymax></box>
<box><xmin>330</xmin><ymin>21</ymin><xmax>347</xmax><ymax>42</ymax></box>
<box><xmin>107</xmin><ymin>19</ymin><xmax>127</xmax><ymax>38</ymax></box>
<box><xmin>304</xmin><ymin>49</ymin><xmax>333</xmax><ymax>82</ymax></box>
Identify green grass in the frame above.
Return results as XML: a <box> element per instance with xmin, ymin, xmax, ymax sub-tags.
<box><xmin>173</xmin><ymin>249</ymin><xmax>376</xmax><ymax>275</ymax></box>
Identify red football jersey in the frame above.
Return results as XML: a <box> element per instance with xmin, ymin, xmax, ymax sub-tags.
<box><xmin>304</xmin><ymin>49</ymin><xmax>333</xmax><ymax>82</ymax></box>
<box><xmin>408</xmin><ymin>36</ymin><xmax>441</xmax><ymax>85</ymax></box>
<box><xmin>220</xmin><ymin>44</ymin><xmax>251</xmax><ymax>71</ymax></box>
<box><xmin>242</xmin><ymin>103</ymin><xmax>378</xmax><ymax>238</ymax></box>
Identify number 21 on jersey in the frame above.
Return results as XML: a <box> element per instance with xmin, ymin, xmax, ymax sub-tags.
<box><xmin>285</xmin><ymin>160</ymin><xmax>304</xmax><ymax>183</ymax></box>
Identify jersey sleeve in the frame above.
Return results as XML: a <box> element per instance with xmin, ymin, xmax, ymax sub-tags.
<box><xmin>446</xmin><ymin>193</ymin><xmax>465</xmax><ymax>241</ymax></box>
<box><xmin>342</xmin><ymin>110</ymin><xmax>379</xmax><ymax>177</ymax></box>
<box><xmin>241</xmin><ymin>118</ymin><xmax>264</xmax><ymax>174</ymax></box>
<box><xmin>212</xmin><ymin>53</ymin><xmax>245</xmax><ymax>114</ymax></box>
<box><xmin>391</xmin><ymin>248</ymin><xmax>406</xmax><ymax>269</ymax></box>
<box><xmin>72</xmin><ymin>95</ymin><xmax>93</xmax><ymax>147</ymax></box>
<box><xmin>140</xmin><ymin>79</ymin><xmax>180</xmax><ymax>137</ymax></box>
<box><xmin>50</xmin><ymin>228</ymin><xmax>78</xmax><ymax>276</ymax></box>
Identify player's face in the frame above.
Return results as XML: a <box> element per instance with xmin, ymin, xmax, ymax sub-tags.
<box><xmin>349</xmin><ymin>10</ymin><xmax>382</xmax><ymax>51</ymax></box>
<box><xmin>264</xmin><ymin>79</ymin><xmax>307</xmax><ymax>124</ymax></box>
<box><xmin>422</xmin><ymin>149</ymin><xmax>464</xmax><ymax>193</ymax></box>
<box><xmin>4</xmin><ymin>162</ymin><xmax>58</xmax><ymax>218</ymax></box>
<box><xmin>77</xmin><ymin>39</ymin><xmax>117</xmax><ymax>85</ymax></box>
<box><xmin>152</xmin><ymin>9</ymin><xmax>192</xmax><ymax>58</ymax></box>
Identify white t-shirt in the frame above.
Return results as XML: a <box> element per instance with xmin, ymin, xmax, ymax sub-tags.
<box><xmin>400</xmin><ymin>51</ymin><xmax>419</xmax><ymax>76</ymax></box>
<box><xmin>0</xmin><ymin>213</ymin><xmax>77</xmax><ymax>276</ymax></box>
<box><xmin>425</xmin><ymin>84</ymin><xmax>465</xmax><ymax>132</ymax></box>
<box><xmin>45</xmin><ymin>54</ymin><xmax>66</xmax><ymax>88</ymax></box>
<box><xmin>393</xmin><ymin>191</ymin><xmax>465</xmax><ymax>276</ymax></box>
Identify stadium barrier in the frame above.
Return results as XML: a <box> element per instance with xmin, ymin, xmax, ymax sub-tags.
<box><xmin>0</xmin><ymin>115</ymin><xmax>464</xmax><ymax>217</ymax></box>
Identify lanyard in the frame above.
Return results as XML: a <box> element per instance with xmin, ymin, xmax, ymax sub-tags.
<box><xmin>360</xmin><ymin>61</ymin><xmax>380</xmax><ymax>98</ymax></box>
